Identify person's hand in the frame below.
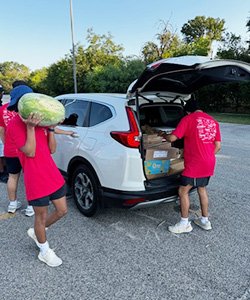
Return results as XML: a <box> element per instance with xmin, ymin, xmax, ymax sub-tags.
<box><xmin>49</xmin><ymin>118</ymin><xmax>65</xmax><ymax>130</ymax></box>
<box><xmin>19</xmin><ymin>112</ymin><xmax>44</xmax><ymax>128</ymax></box>
<box><xmin>69</xmin><ymin>131</ymin><xmax>76</xmax><ymax>136</ymax></box>
<box><xmin>158</xmin><ymin>130</ymin><xmax>166</xmax><ymax>137</ymax></box>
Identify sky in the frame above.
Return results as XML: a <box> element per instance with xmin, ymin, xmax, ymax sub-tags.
<box><xmin>1</xmin><ymin>0</ymin><xmax>250</xmax><ymax>71</ymax></box>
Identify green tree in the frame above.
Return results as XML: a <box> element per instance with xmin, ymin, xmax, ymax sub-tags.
<box><xmin>217</xmin><ymin>32</ymin><xmax>246</xmax><ymax>59</ymax></box>
<box><xmin>41</xmin><ymin>28</ymin><xmax>125</xmax><ymax>95</ymax></box>
<box><xmin>85</xmin><ymin>58</ymin><xmax>145</xmax><ymax>93</ymax></box>
<box><xmin>0</xmin><ymin>61</ymin><xmax>30</xmax><ymax>92</ymax></box>
<box><xmin>42</xmin><ymin>58</ymin><xmax>74</xmax><ymax>96</ymax></box>
<box><xmin>28</xmin><ymin>67</ymin><xmax>48</xmax><ymax>93</ymax></box>
<box><xmin>141</xmin><ymin>20</ymin><xmax>184</xmax><ymax>64</ymax></box>
<box><xmin>181</xmin><ymin>16</ymin><xmax>225</xmax><ymax>55</ymax></box>
<box><xmin>84</xmin><ymin>28</ymin><xmax>124</xmax><ymax>70</ymax></box>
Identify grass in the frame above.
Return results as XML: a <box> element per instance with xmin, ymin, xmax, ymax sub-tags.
<box><xmin>208</xmin><ymin>112</ymin><xmax>250</xmax><ymax>125</ymax></box>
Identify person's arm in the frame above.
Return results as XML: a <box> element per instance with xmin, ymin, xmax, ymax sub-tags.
<box><xmin>54</xmin><ymin>127</ymin><xmax>75</xmax><ymax>136</ymax></box>
<box><xmin>47</xmin><ymin>127</ymin><xmax>57</xmax><ymax>154</ymax></box>
<box><xmin>158</xmin><ymin>130</ymin><xmax>178</xmax><ymax>142</ymax></box>
<box><xmin>0</xmin><ymin>126</ymin><xmax>5</xmax><ymax>143</ymax></box>
<box><xmin>214</xmin><ymin>141</ymin><xmax>221</xmax><ymax>154</ymax></box>
<box><xmin>19</xmin><ymin>113</ymin><xmax>44</xmax><ymax>157</ymax></box>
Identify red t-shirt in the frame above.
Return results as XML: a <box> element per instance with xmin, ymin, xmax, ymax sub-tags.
<box><xmin>7</xmin><ymin>115</ymin><xmax>65</xmax><ymax>201</ymax></box>
<box><xmin>0</xmin><ymin>103</ymin><xmax>18</xmax><ymax>157</ymax></box>
<box><xmin>172</xmin><ymin>111</ymin><xmax>221</xmax><ymax>178</ymax></box>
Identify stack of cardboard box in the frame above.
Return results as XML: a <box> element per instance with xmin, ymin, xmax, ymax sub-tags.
<box><xmin>143</xmin><ymin>134</ymin><xmax>184</xmax><ymax>179</ymax></box>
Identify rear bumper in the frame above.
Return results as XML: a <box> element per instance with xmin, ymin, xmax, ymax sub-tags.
<box><xmin>132</xmin><ymin>188</ymin><xmax>197</xmax><ymax>209</ymax></box>
<box><xmin>101</xmin><ymin>185</ymin><xmax>196</xmax><ymax>209</ymax></box>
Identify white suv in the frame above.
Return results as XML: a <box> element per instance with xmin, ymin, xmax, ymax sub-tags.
<box><xmin>54</xmin><ymin>56</ymin><xmax>250</xmax><ymax>216</ymax></box>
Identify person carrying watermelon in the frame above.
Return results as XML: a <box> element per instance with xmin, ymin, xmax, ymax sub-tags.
<box><xmin>6</xmin><ymin>85</ymin><xmax>68</xmax><ymax>267</ymax></box>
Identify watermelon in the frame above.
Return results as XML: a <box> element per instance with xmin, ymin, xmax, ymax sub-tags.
<box><xmin>18</xmin><ymin>93</ymin><xmax>65</xmax><ymax>127</ymax></box>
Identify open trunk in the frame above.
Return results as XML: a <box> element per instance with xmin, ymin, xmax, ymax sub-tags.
<box><xmin>133</xmin><ymin>99</ymin><xmax>186</xmax><ymax>182</ymax></box>
<box><xmin>127</xmin><ymin>56</ymin><xmax>250</xmax><ymax>183</ymax></box>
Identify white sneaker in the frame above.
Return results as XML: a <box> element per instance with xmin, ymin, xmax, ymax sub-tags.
<box><xmin>8</xmin><ymin>201</ymin><xmax>22</xmax><ymax>213</ymax></box>
<box><xmin>38</xmin><ymin>248</ymin><xmax>62</xmax><ymax>267</ymax></box>
<box><xmin>25</xmin><ymin>205</ymin><xmax>35</xmax><ymax>217</ymax></box>
<box><xmin>27</xmin><ymin>228</ymin><xmax>39</xmax><ymax>247</ymax></box>
<box><xmin>168</xmin><ymin>221</ymin><xmax>193</xmax><ymax>234</ymax></box>
<box><xmin>194</xmin><ymin>218</ymin><xmax>212</xmax><ymax>230</ymax></box>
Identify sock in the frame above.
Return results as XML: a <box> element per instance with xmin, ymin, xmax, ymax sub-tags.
<box><xmin>180</xmin><ymin>217</ymin><xmax>189</xmax><ymax>226</ymax></box>
<box><xmin>38</xmin><ymin>241</ymin><xmax>50</xmax><ymax>255</ymax></box>
<box><xmin>201</xmin><ymin>216</ymin><xmax>208</xmax><ymax>224</ymax></box>
<box><xmin>10</xmin><ymin>200</ymin><xmax>17</xmax><ymax>207</ymax></box>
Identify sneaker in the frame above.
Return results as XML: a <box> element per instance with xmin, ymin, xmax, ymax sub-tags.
<box><xmin>25</xmin><ymin>205</ymin><xmax>35</xmax><ymax>217</ymax></box>
<box><xmin>168</xmin><ymin>221</ymin><xmax>193</xmax><ymax>234</ymax></box>
<box><xmin>194</xmin><ymin>218</ymin><xmax>212</xmax><ymax>230</ymax></box>
<box><xmin>38</xmin><ymin>248</ymin><xmax>62</xmax><ymax>267</ymax></box>
<box><xmin>7</xmin><ymin>201</ymin><xmax>22</xmax><ymax>213</ymax></box>
<box><xmin>27</xmin><ymin>228</ymin><xmax>39</xmax><ymax>247</ymax></box>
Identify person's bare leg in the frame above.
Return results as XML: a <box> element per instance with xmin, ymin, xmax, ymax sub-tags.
<box><xmin>197</xmin><ymin>186</ymin><xmax>209</xmax><ymax>217</ymax></box>
<box><xmin>178</xmin><ymin>184</ymin><xmax>193</xmax><ymax>218</ymax></box>
<box><xmin>7</xmin><ymin>173</ymin><xmax>20</xmax><ymax>202</ymax></box>
<box><xmin>33</xmin><ymin>206</ymin><xmax>48</xmax><ymax>243</ymax></box>
<box><xmin>45</xmin><ymin>196</ymin><xmax>68</xmax><ymax>228</ymax></box>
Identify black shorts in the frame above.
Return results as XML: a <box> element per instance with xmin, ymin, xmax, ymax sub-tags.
<box><xmin>29</xmin><ymin>183</ymin><xmax>67</xmax><ymax>207</ymax></box>
<box><xmin>5</xmin><ymin>157</ymin><xmax>22</xmax><ymax>174</ymax></box>
<box><xmin>180</xmin><ymin>175</ymin><xmax>210</xmax><ymax>187</ymax></box>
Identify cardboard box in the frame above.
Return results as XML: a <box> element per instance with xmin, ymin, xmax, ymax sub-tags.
<box><xmin>143</xmin><ymin>134</ymin><xmax>163</xmax><ymax>147</ymax></box>
<box><xmin>168</xmin><ymin>158</ymin><xmax>184</xmax><ymax>175</ymax></box>
<box><xmin>144</xmin><ymin>159</ymin><xmax>170</xmax><ymax>180</ymax></box>
<box><xmin>145</xmin><ymin>144</ymin><xmax>179</xmax><ymax>160</ymax></box>
<box><xmin>144</xmin><ymin>144</ymin><xmax>180</xmax><ymax>179</ymax></box>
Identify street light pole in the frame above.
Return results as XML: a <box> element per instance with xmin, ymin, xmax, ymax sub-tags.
<box><xmin>69</xmin><ymin>0</ymin><xmax>77</xmax><ymax>93</ymax></box>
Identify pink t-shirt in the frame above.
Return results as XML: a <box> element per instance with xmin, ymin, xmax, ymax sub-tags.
<box><xmin>7</xmin><ymin>115</ymin><xmax>65</xmax><ymax>201</ymax></box>
<box><xmin>0</xmin><ymin>103</ymin><xmax>18</xmax><ymax>157</ymax></box>
<box><xmin>172</xmin><ymin>111</ymin><xmax>221</xmax><ymax>178</ymax></box>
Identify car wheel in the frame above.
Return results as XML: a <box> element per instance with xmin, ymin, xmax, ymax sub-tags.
<box><xmin>72</xmin><ymin>164</ymin><xmax>100</xmax><ymax>217</ymax></box>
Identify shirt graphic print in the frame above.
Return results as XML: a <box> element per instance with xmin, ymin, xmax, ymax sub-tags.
<box><xmin>196</xmin><ymin>117</ymin><xmax>217</xmax><ymax>143</ymax></box>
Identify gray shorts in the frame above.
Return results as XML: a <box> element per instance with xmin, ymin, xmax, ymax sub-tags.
<box><xmin>180</xmin><ymin>175</ymin><xmax>210</xmax><ymax>187</ymax></box>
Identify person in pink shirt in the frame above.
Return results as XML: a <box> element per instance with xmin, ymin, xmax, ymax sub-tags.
<box><xmin>6</xmin><ymin>85</ymin><xmax>68</xmax><ymax>267</ymax></box>
<box><xmin>0</xmin><ymin>84</ymin><xmax>34</xmax><ymax>216</ymax></box>
<box><xmin>159</xmin><ymin>100</ymin><xmax>221</xmax><ymax>234</ymax></box>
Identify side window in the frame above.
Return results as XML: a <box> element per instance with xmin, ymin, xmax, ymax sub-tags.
<box><xmin>62</xmin><ymin>99</ymin><xmax>90</xmax><ymax>127</ymax></box>
<box><xmin>89</xmin><ymin>102</ymin><xmax>112</xmax><ymax>126</ymax></box>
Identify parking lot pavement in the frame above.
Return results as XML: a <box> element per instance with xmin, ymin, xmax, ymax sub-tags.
<box><xmin>0</xmin><ymin>123</ymin><xmax>250</xmax><ymax>300</ymax></box>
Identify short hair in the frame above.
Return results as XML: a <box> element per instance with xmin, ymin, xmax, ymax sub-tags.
<box><xmin>184</xmin><ymin>100</ymin><xmax>200</xmax><ymax>113</ymax></box>
<box><xmin>12</xmin><ymin>80</ymin><xmax>28</xmax><ymax>88</ymax></box>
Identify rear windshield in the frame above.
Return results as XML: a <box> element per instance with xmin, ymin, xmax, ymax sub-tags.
<box><xmin>140</xmin><ymin>104</ymin><xmax>184</xmax><ymax>129</ymax></box>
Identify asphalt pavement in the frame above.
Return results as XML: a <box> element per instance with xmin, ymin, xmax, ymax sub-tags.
<box><xmin>0</xmin><ymin>122</ymin><xmax>250</xmax><ymax>300</ymax></box>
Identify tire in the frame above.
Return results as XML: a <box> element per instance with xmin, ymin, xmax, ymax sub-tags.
<box><xmin>72</xmin><ymin>164</ymin><xmax>100</xmax><ymax>217</ymax></box>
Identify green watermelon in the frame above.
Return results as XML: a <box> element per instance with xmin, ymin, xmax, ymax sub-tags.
<box><xmin>18</xmin><ymin>93</ymin><xmax>65</xmax><ymax>127</ymax></box>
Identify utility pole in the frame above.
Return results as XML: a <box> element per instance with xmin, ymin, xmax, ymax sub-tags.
<box><xmin>69</xmin><ymin>0</ymin><xmax>77</xmax><ymax>93</ymax></box>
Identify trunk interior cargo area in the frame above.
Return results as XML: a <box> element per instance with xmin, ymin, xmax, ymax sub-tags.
<box><xmin>142</xmin><ymin>133</ymin><xmax>184</xmax><ymax>180</ymax></box>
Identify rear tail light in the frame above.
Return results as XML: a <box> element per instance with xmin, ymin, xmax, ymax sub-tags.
<box><xmin>110</xmin><ymin>107</ymin><xmax>140</xmax><ymax>148</ymax></box>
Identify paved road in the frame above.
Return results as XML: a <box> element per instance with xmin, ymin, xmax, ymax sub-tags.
<box><xmin>0</xmin><ymin>123</ymin><xmax>250</xmax><ymax>300</ymax></box>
